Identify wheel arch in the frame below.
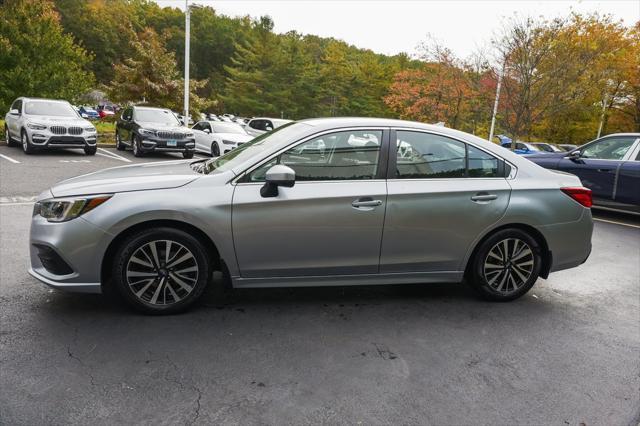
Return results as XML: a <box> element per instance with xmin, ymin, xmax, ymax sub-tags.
<box><xmin>101</xmin><ymin>219</ymin><xmax>222</xmax><ymax>289</ymax></box>
<box><xmin>464</xmin><ymin>223</ymin><xmax>552</xmax><ymax>280</ymax></box>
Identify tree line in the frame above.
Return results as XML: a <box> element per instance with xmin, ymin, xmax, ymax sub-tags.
<box><xmin>0</xmin><ymin>0</ymin><xmax>637</xmax><ymax>144</ymax></box>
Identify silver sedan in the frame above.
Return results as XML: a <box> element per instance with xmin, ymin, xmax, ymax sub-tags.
<box><xmin>29</xmin><ymin>118</ymin><xmax>593</xmax><ymax>314</ymax></box>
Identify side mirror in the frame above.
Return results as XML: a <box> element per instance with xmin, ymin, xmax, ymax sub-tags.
<box><xmin>203</xmin><ymin>128</ymin><xmax>211</xmax><ymax>134</ymax></box>
<box><xmin>567</xmin><ymin>150</ymin><xmax>582</xmax><ymax>161</ymax></box>
<box><xmin>9</xmin><ymin>108</ymin><xmax>19</xmax><ymax>116</ymax></box>
<box><xmin>260</xmin><ymin>165</ymin><xmax>295</xmax><ymax>198</ymax></box>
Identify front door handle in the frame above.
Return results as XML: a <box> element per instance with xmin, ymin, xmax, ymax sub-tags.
<box><xmin>471</xmin><ymin>193</ymin><xmax>498</xmax><ymax>202</ymax></box>
<box><xmin>352</xmin><ymin>197</ymin><xmax>383</xmax><ymax>209</ymax></box>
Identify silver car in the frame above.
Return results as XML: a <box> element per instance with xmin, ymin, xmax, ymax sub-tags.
<box><xmin>5</xmin><ymin>97</ymin><xmax>98</xmax><ymax>155</ymax></box>
<box><xmin>29</xmin><ymin>118</ymin><xmax>593</xmax><ymax>314</ymax></box>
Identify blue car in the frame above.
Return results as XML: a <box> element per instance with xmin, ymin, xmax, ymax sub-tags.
<box><xmin>526</xmin><ymin>133</ymin><xmax>640</xmax><ymax>214</ymax></box>
<box><xmin>500</xmin><ymin>141</ymin><xmax>547</xmax><ymax>155</ymax></box>
<box><xmin>78</xmin><ymin>106</ymin><xmax>99</xmax><ymax>120</ymax></box>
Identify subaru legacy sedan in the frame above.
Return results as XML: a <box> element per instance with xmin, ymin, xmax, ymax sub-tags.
<box><xmin>29</xmin><ymin>118</ymin><xmax>593</xmax><ymax>314</ymax></box>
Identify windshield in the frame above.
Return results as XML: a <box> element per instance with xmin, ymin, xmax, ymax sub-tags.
<box><xmin>82</xmin><ymin>107</ymin><xmax>97</xmax><ymax>113</ymax></box>
<box><xmin>25</xmin><ymin>101</ymin><xmax>78</xmax><ymax>117</ymax></box>
<box><xmin>198</xmin><ymin>122</ymin><xmax>309</xmax><ymax>175</ymax></box>
<box><xmin>135</xmin><ymin>108</ymin><xmax>180</xmax><ymax>125</ymax></box>
<box><xmin>211</xmin><ymin>122</ymin><xmax>246</xmax><ymax>134</ymax></box>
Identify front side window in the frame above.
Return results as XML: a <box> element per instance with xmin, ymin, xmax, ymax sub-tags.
<box><xmin>395</xmin><ymin>131</ymin><xmax>502</xmax><ymax>179</ymax></box>
<box><xmin>581</xmin><ymin>137</ymin><xmax>636</xmax><ymax>160</ymax></box>
<box><xmin>247</xmin><ymin>130</ymin><xmax>382</xmax><ymax>182</ymax></box>
<box><xmin>122</xmin><ymin>108</ymin><xmax>133</xmax><ymax>120</ymax></box>
<box><xmin>11</xmin><ymin>99</ymin><xmax>22</xmax><ymax>112</ymax></box>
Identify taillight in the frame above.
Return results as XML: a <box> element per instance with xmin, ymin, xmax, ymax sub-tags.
<box><xmin>561</xmin><ymin>187</ymin><xmax>592</xmax><ymax>208</ymax></box>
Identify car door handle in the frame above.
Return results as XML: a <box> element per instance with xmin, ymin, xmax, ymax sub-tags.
<box><xmin>597</xmin><ymin>168</ymin><xmax>613</xmax><ymax>173</ymax></box>
<box><xmin>351</xmin><ymin>198</ymin><xmax>383</xmax><ymax>208</ymax></box>
<box><xmin>471</xmin><ymin>193</ymin><xmax>498</xmax><ymax>202</ymax></box>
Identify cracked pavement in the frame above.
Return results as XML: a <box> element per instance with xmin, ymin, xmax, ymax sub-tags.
<box><xmin>1</xmin><ymin>150</ymin><xmax>639</xmax><ymax>424</ymax></box>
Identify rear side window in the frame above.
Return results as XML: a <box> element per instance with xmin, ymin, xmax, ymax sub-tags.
<box><xmin>394</xmin><ymin>131</ymin><xmax>503</xmax><ymax>179</ymax></box>
<box><xmin>249</xmin><ymin>120</ymin><xmax>266</xmax><ymax>130</ymax></box>
<box><xmin>396</xmin><ymin>131</ymin><xmax>465</xmax><ymax>178</ymax></box>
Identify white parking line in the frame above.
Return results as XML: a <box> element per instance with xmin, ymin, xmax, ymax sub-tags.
<box><xmin>97</xmin><ymin>148</ymin><xmax>131</xmax><ymax>163</ymax></box>
<box><xmin>593</xmin><ymin>218</ymin><xmax>640</xmax><ymax>229</ymax></box>
<box><xmin>0</xmin><ymin>153</ymin><xmax>20</xmax><ymax>164</ymax></box>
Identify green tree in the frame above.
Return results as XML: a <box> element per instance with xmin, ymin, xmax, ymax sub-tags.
<box><xmin>0</xmin><ymin>0</ymin><xmax>94</xmax><ymax>111</ymax></box>
<box><xmin>106</xmin><ymin>28</ymin><xmax>207</xmax><ymax>113</ymax></box>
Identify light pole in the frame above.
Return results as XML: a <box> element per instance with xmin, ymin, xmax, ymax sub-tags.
<box><xmin>488</xmin><ymin>61</ymin><xmax>505</xmax><ymax>144</ymax></box>
<box><xmin>183</xmin><ymin>0</ymin><xmax>190</xmax><ymax>127</ymax></box>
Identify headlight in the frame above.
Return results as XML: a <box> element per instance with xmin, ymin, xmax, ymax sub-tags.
<box><xmin>222</xmin><ymin>139</ymin><xmax>236</xmax><ymax>145</ymax></box>
<box><xmin>139</xmin><ymin>129</ymin><xmax>156</xmax><ymax>136</ymax></box>
<box><xmin>84</xmin><ymin>126</ymin><xmax>96</xmax><ymax>132</ymax></box>
<box><xmin>184</xmin><ymin>132</ymin><xmax>194</xmax><ymax>138</ymax></box>
<box><xmin>27</xmin><ymin>123</ymin><xmax>47</xmax><ymax>130</ymax></box>
<box><xmin>33</xmin><ymin>195</ymin><xmax>112</xmax><ymax>222</ymax></box>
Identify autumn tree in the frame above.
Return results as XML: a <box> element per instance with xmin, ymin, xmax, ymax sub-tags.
<box><xmin>0</xmin><ymin>0</ymin><xmax>95</xmax><ymax>111</ymax></box>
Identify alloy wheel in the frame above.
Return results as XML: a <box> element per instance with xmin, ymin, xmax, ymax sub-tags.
<box><xmin>483</xmin><ymin>238</ymin><xmax>534</xmax><ymax>294</ymax></box>
<box><xmin>126</xmin><ymin>240</ymin><xmax>199</xmax><ymax>306</ymax></box>
<box><xmin>22</xmin><ymin>133</ymin><xmax>27</xmax><ymax>152</ymax></box>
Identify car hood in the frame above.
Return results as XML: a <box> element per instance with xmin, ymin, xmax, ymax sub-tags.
<box><xmin>50</xmin><ymin>160</ymin><xmax>201</xmax><ymax>197</ymax></box>
<box><xmin>216</xmin><ymin>133</ymin><xmax>253</xmax><ymax>143</ymax></box>
<box><xmin>26</xmin><ymin>115</ymin><xmax>92</xmax><ymax>127</ymax></box>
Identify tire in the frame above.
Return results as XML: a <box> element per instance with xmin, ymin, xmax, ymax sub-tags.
<box><xmin>116</xmin><ymin>131</ymin><xmax>125</xmax><ymax>151</ymax></box>
<box><xmin>5</xmin><ymin>126</ymin><xmax>16</xmax><ymax>147</ymax></box>
<box><xmin>84</xmin><ymin>145</ymin><xmax>97</xmax><ymax>155</ymax></box>
<box><xmin>112</xmin><ymin>227</ymin><xmax>211</xmax><ymax>315</ymax></box>
<box><xmin>132</xmin><ymin>134</ymin><xmax>143</xmax><ymax>157</ymax></box>
<box><xmin>182</xmin><ymin>150</ymin><xmax>194</xmax><ymax>159</ymax></box>
<box><xmin>21</xmin><ymin>130</ymin><xmax>35</xmax><ymax>154</ymax></box>
<box><xmin>468</xmin><ymin>228</ymin><xmax>542</xmax><ymax>301</ymax></box>
<box><xmin>211</xmin><ymin>141</ymin><xmax>220</xmax><ymax>157</ymax></box>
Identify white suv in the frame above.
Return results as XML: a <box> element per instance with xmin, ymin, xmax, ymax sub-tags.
<box><xmin>4</xmin><ymin>97</ymin><xmax>98</xmax><ymax>155</ymax></box>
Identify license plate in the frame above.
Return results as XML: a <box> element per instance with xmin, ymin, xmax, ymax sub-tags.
<box><xmin>167</xmin><ymin>140</ymin><xmax>177</xmax><ymax>147</ymax></box>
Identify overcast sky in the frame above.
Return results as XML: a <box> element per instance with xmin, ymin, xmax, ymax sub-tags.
<box><xmin>155</xmin><ymin>0</ymin><xmax>639</xmax><ymax>58</ymax></box>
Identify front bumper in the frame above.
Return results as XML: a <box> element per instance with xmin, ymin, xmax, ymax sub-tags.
<box><xmin>139</xmin><ymin>137</ymin><xmax>195</xmax><ymax>153</ymax></box>
<box><xmin>29</xmin><ymin>213</ymin><xmax>109</xmax><ymax>294</ymax></box>
<box><xmin>27</xmin><ymin>127</ymin><xmax>96</xmax><ymax>149</ymax></box>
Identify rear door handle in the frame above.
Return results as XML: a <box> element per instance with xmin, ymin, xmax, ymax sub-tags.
<box><xmin>352</xmin><ymin>197</ymin><xmax>383</xmax><ymax>208</ymax></box>
<box><xmin>471</xmin><ymin>193</ymin><xmax>498</xmax><ymax>202</ymax></box>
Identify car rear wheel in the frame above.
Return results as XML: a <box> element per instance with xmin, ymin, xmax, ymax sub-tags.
<box><xmin>132</xmin><ymin>135</ymin><xmax>143</xmax><ymax>157</ymax></box>
<box><xmin>5</xmin><ymin>126</ymin><xmax>16</xmax><ymax>147</ymax></box>
<box><xmin>468</xmin><ymin>228</ymin><xmax>542</xmax><ymax>301</ymax></box>
<box><xmin>21</xmin><ymin>130</ymin><xmax>35</xmax><ymax>155</ymax></box>
<box><xmin>112</xmin><ymin>228</ymin><xmax>210</xmax><ymax>314</ymax></box>
<box><xmin>211</xmin><ymin>141</ymin><xmax>220</xmax><ymax>157</ymax></box>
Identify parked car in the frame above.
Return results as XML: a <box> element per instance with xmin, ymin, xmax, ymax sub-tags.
<box><xmin>559</xmin><ymin>144</ymin><xmax>578</xmax><ymax>151</ymax></box>
<box><xmin>500</xmin><ymin>141</ymin><xmax>547</xmax><ymax>155</ymax></box>
<box><xmin>526</xmin><ymin>133</ymin><xmax>640</xmax><ymax>214</ymax></box>
<box><xmin>245</xmin><ymin>117</ymin><xmax>293</xmax><ymax>137</ymax></box>
<box><xmin>174</xmin><ymin>112</ymin><xmax>194</xmax><ymax>126</ymax></box>
<box><xmin>115</xmin><ymin>106</ymin><xmax>195</xmax><ymax>158</ymax></box>
<box><xmin>191</xmin><ymin>121</ymin><xmax>253</xmax><ymax>156</ymax></box>
<box><xmin>530</xmin><ymin>142</ymin><xmax>564</xmax><ymax>153</ymax></box>
<box><xmin>29</xmin><ymin>117</ymin><xmax>593</xmax><ymax>314</ymax></box>
<box><xmin>97</xmin><ymin>105</ymin><xmax>116</xmax><ymax>119</ymax></box>
<box><xmin>78</xmin><ymin>106</ymin><xmax>100</xmax><ymax>120</ymax></box>
<box><xmin>4</xmin><ymin>97</ymin><xmax>97</xmax><ymax>155</ymax></box>
<box><xmin>72</xmin><ymin>105</ymin><xmax>89</xmax><ymax>119</ymax></box>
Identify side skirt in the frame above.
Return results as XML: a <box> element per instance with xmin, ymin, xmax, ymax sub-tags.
<box><xmin>231</xmin><ymin>271</ymin><xmax>463</xmax><ymax>288</ymax></box>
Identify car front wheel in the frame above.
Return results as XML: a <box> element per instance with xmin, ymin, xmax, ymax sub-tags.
<box><xmin>211</xmin><ymin>141</ymin><xmax>220</xmax><ymax>157</ymax></box>
<box><xmin>468</xmin><ymin>228</ymin><xmax>542</xmax><ymax>301</ymax></box>
<box><xmin>21</xmin><ymin>130</ymin><xmax>35</xmax><ymax>154</ymax></box>
<box><xmin>84</xmin><ymin>145</ymin><xmax>97</xmax><ymax>155</ymax></box>
<box><xmin>132</xmin><ymin>135</ymin><xmax>143</xmax><ymax>157</ymax></box>
<box><xmin>112</xmin><ymin>228</ymin><xmax>211</xmax><ymax>314</ymax></box>
<box><xmin>182</xmin><ymin>150</ymin><xmax>194</xmax><ymax>159</ymax></box>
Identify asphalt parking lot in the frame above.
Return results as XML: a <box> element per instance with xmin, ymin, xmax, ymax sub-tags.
<box><xmin>1</xmin><ymin>145</ymin><xmax>639</xmax><ymax>425</ymax></box>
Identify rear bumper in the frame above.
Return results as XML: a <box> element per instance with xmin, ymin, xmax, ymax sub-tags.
<box><xmin>538</xmin><ymin>208</ymin><xmax>593</xmax><ymax>273</ymax></box>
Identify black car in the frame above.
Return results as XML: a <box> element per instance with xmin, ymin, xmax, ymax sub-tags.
<box><xmin>115</xmin><ymin>106</ymin><xmax>195</xmax><ymax>158</ymax></box>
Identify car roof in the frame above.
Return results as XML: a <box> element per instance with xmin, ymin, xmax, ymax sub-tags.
<box><xmin>17</xmin><ymin>97</ymin><xmax>70</xmax><ymax>104</ymax></box>
<box><xmin>133</xmin><ymin>106</ymin><xmax>171</xmax><ymax>112</ymax></box>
